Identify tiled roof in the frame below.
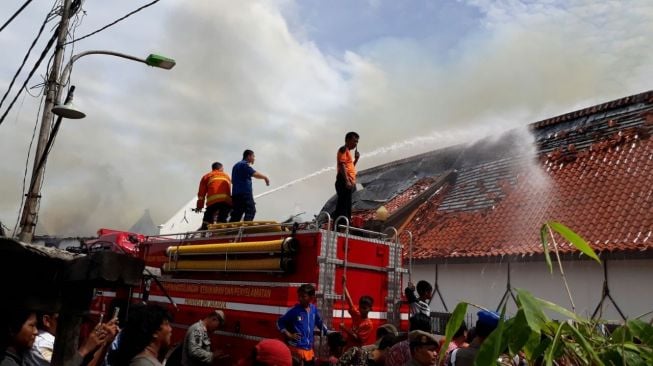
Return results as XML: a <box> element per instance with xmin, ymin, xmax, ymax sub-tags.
<box><xmin>353</xmin><ymin>177</ymin><xmax>437</xmax><ymax>221</ymax></box>
<box><xmin>355</xmin><ymin>90</ymin><xmax>653</xmax><ymax>259</ymax></box>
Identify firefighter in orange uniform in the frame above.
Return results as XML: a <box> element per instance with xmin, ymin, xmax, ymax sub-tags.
<box><xmin>195</xmin><ymin>162</ymin><xmax>232</xmax><ymax>230</ymax></box>
<box><xmin>334</xmin><ymin>132</ymin><xmax>360</xmax><ymax>222</ymax></box>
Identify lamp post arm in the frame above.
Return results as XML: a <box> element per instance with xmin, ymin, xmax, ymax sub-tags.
<box><xmin>58</xmin><ymin>50</ymin><xmax>149</xmax><ymax>99</ymax></box>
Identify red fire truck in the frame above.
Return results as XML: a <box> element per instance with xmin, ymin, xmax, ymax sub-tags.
<box><xmin>90</xmin><ymin>213</ymin><xmax>409</xmax><ymax>362</ymax></box>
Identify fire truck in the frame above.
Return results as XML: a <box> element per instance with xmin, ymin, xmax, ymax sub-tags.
<box><xmin>89</xmin><ymin>213</ymin><xmax>410</xmax><ymax>362</ymax></box>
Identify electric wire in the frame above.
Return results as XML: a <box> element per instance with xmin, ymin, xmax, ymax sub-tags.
<box><xmin>0</xmin><ymin>29</ymin><xmax>58</xmax><ymax>127</ymax></box>
<box><xmin>0</xmin><ymin>0</ymin><xmax>34</xmax><ymax>33</ymax></box>
<box><xmin>64</xmin><ymin>0</ymin><xmax>160</xmax><ymax>45</ymax></box>
<box><xmin>0</xmin><ymin>0</ymin><xmax>81</xmax><ymax>126</ymax></box>
<box><xmin>13</xmin><ymin>92</ymin><xmax>46</xmax><ymax>237</ymax></box>
<box><xmin>0</xmin><ymin>10</ymin><xmax>52</xmax><ymax>117</ymax></box>
<box><xmin>61</xmin><ymin>2</ymin><xmax>85</xmax><ymax>91</ymax></box>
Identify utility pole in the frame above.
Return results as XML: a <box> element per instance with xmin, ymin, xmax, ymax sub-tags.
<box><xmin>18</xmin><ymin>0</ymin><xmax>74</xmax><ymax>243</ymax></box>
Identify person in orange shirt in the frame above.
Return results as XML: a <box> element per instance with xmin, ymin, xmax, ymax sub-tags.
<box><xmin>195</xmin><ymin>162</ymin><xmax>232</xmax><ymax>230</ymax></box>
<box><xmin>334</xmin><ymin>132</ymin><xmax>360</xmax><ymax>222</ymax></box>
<box><xmin>340</xmin><ymin>276</ymin><xmax>373</xmax><ymax>350</ymax></box>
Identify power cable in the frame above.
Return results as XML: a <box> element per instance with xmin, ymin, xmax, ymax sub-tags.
<box><xmin>0</xmin><ymin>0</ymin><xmax>34</xmax><ymax>33</ymax></box>
<box><xmin>13</xmin><ymin>92</ymin><xmax>46</xmax><ymax>237</ymax></box>
<box><xmin>0</xmin><ymin>29</ymin><xmax>58</xmax><ymax>127</ymax></box>
<box><xmin>64</xmin><ymin>0</ymin><xmax>160</xmax><ymax>45</ymax></box>
<box><xmin>0</xmin><ymin>10</ymin><xmax>52</xmax><ymax>116</ymax></box>
<box><xmin>0</xmin><ymin>0</ymin><xmax>81</xmax><ymax>125</ymax></box>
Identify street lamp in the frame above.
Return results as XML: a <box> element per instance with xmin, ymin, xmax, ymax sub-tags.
<box><xmin>17</xmin><ymin>50</ymin><xmax>176</xmax><ymax>243</ymax></box>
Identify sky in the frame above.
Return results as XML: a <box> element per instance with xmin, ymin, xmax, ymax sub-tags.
<box><xmin>0</xmin><ymin>0</ymin><xmax>652</xmax><ymax>236</ymax></box>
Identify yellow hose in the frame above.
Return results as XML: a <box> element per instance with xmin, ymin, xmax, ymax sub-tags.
<box><xmin>163</xmin><ymin>257</ymin><xmax>287</xmax><ymax>271</ymax></box>
<box><xmin>166</xmin><ymin>238</ymin><xmax>297</xmax><ymax>256</ymax></box>
<box><xmin>207</xmin><ymin>221</ymin><xmax>283</xmax><ymax>233</ymax></box>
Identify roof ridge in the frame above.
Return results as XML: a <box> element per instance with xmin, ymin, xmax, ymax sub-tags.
<box><xmin>530</xmin><ymin>90</ymin><xmax>653</xmax><ymax>130</ymax></box>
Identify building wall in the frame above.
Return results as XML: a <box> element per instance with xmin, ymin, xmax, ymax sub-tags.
<box><xmin>411</xmin><ymin>258</ymin><xmax>653</xmax><ymax>322</ymax></box>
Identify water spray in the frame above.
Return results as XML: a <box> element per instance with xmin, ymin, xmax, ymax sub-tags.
<box><xmin>254</xmin><ymin>166</ymin><xmax>335</xmax><ymax>199</ymax></box>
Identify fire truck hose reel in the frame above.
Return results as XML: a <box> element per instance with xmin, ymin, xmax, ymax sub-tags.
<box><xmin>166</xmin><ymin>238</ymin><xmax>294</xmax><ymax>256</ymax></box>
<box><xmin>162</xmin><ymin>257</ymin><xmax>293</xmax><ymax>272</ymax></box>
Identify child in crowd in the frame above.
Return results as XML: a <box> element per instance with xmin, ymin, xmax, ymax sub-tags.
<box><xmin>340</xmin><ymin>276</ymin><xmax>374</xmax><ymax>350</ymax></box>
<box><xmin>405</xmin><ymin>280</ymin><xmax>433</xmax><ymax>317</ymax></box>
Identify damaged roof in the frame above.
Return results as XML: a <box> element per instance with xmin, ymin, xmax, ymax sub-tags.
<box><xmin>323</xmin><ymin>90</ymin><xmax>653</xmax><ymax>260</ymax></box>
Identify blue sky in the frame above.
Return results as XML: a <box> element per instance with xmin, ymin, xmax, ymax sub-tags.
<box><xmin>1</xmin><ymin>0</ymin><xmax>652</xmax><ymax>235</ymax></box>
<box><xmin>287</xmin><ymin>0</ymin><xmax>482</xmax><ymax>56</ymax></box>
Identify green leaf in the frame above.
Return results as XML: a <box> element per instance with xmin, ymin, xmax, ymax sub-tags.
<box><xmin>540</xmin><ymin>224</ymin><xmax>554</xmax><ymax>273</ymax></box>
<box><xmin>610</xmin><ymin>324</ymin><xmax>633</xmax><ymax>344</ymax></box>
<box><xmin>517</xmin><ymin>289</ymin><xmax>549</xmax><ymax>334</ymax></box>
<box><xmin>627</xmin><ymin>319</ymin><xmax>653</xmax><ymax>346</ymax></box>
<box><xmin>548</xmin><ymin>221</ymin><xmax>601</xmax><ymax>263</ymax></box>
<box><xmin>475</xmin><ymin>306</ymin><xmax>507</xmax><ymax>366</ymax></box>
<box><xmin>565</xmin><ymin>321</ymin><xmax>605</xmax><ymax>365</ymax></box>
<box><xmin>598</xmin><ymin>349</ymin><xmax>624</xmax><ymax>365</ymax></box>
<box><xmin>438</xmin><ymin>302</ymin><xmax>468</xmax><ymax>364</ymax></box>
<box><xmin>545</xmin><ymin>322</ymin><xmax>565</xmax><ymax>366</ymax></box>
<box><xmin>523</xmin><ymin>330</ymin><xmax>543</xmax><ymax>361</ymax></box>
<box><xmin>507</xmin><ymin>310</ymin><xmax>531</xmax><ymax>354</ymax></box>
<box><xmin>529</xmin><ymin>336</ymin><xmax>551</xmax><ymax>363</ymax></box>
<box><xmin>535</xmin><ymin>296</ymin><xmax>583</xmax><ymax>322</ymax></box>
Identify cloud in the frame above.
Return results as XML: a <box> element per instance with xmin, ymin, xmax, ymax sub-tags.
<box><xmin>1</xmin><ymin>0</ymin><xmax>652</xmax><ymax>236</ymax></box>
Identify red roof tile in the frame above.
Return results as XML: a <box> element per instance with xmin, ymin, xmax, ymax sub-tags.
<box><xmin>391</xmin><ymin>92</ymin><xmax>653</xmax><ymax>260</ymax></box>
<box><xmin>403</xmin><ymin>130</ymin><xmax>653</xmax><ymax>259</ymax></box>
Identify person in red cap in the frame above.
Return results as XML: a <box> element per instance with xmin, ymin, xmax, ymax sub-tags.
<box><xmin>237</xmin><ymin>339</ymin><xmax>292</xmax><ymax>366</ymax></box>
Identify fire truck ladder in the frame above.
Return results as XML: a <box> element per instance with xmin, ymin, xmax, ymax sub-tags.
<box><xmin>316</xmin><ymin>214</ymin><xmax>406</xmax><ymax>338</ymax></box>
<box><xmin>316</xmin><ymin>213</ymin><xmax>344</xmax><ymax>333</ymax></box>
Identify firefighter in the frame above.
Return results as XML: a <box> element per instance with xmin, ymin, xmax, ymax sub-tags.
<box><xmin>195</xmin><ymin>162</ymin><xmax>232</xmax><ymax>230</ymax></box>
<box><xmin>229</xmin><ymin>150</ymin><xmax>270</xmax><ymax>222</ymax></box>
<box><xmin>334</xmin><ymin>132</ymin><xmax>360</xmax><ymax>223</ymax></box>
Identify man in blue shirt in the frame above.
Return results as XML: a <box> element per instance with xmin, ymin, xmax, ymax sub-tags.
<box><xmin>230</xmin><ymin>149</ymin><xmax>270</xmax><ymax>222</ymax></box>
<box><xmin>277</xmin><ymin>284</ymin><xmax>329</xmax><ymax>366</ymax></box>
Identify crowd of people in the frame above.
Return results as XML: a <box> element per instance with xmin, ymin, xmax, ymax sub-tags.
<box><xmin>1</xmin><ymin>279</ymin><xmax>508</xmax><ymax>366</ymax></box>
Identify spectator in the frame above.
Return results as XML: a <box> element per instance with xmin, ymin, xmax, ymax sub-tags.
<box><xmin>405</xmin><ymin>281</ymin><xmax>432</xmax><ymax>317</ymax></box>
<box><xmin>277</xmin><ymin>284</ymin><xmax>328</xmax><ymax>366</ymax></box>
<box><xmin>325</xmin><ymin>332</ymin><xmax>346</xmax><ymax>365</ymax></box>
<box><xmin>449</xmin><ymin>311</ymin><xmax>499</xmax><ymax>366</ymax></box>
<box><xmin>406</xmin><ymin>330</ymin><xmax>439</xmax><ymax>366</ymax></box>
<box><xmin>1</xmin><ymin>309</ymin><xmax>38</xmax><ymax>366</ymax></box>
<box><xmin>182</xmin><ymin>310</ymin><xmax>226</xmax><ymax>366</ymax></box>
<box><xmin>111</xmin><ymin>304</ymin><xmax>172</xmax><ymax>366</ymax></box>
<box><xmin>336</xmin><ymin>334</ymin><xmax>396</xmax><ymax>366</ymax></box>
<box><xmin>384</xmin><ymin>313</ymin><xmax>431</xmax><ymax>366</ymax></box>
<box><xmin>440</xmin><ymin>321</ymin><xmax>467</xmax><ymax>366</ymax></box>
<box><xmin>340</xmin><ymin>276</ymin><xmax>374</xmax><ymax>349</ymax></box>
<box><xmin>24</xmin><ymin>312</ymin><xmax>58</xmax><ymax>366</ymax></box>
<box><xmin>374</xmin><ymin>325</ymin><xmax>398</xmax><ymax>341</ymax></box>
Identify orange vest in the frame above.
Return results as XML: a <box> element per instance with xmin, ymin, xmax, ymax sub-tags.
<box><xmin>197</xmin><ymin>170</ymin><xmax>232</xmax><ymax>209</ymax></box>
<box><xmin>337</xmin><ymin>147</ymin><xmax>356</xmax><ymax>184</ymax></box>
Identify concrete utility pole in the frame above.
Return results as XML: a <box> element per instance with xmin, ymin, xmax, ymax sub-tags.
<box><xmin>18</xmin><ymin>0</ymin><xmax>74</xmax><ymax>243</ymax></box>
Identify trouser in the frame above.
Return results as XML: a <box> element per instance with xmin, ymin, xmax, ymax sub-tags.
<box><xmin>289</xmin><ymin>347</ymin><xmax>315</xmax><ymax>365</ymax></box>
<box><xmin>229</xmin><ymin>193</ymin><xmax>256</xmax><ymax>222</ymax></box>
<box><xmin>201</xmin><ymin>202</ymin><xmax>231</xmax><ymax>230</ymax></box>
<box><xmin>334</xmin><ymin>178</ymin><xmax>354</xmax><ymax>223</ymax></box>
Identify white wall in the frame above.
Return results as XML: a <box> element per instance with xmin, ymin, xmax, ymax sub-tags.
<box><xmin>410</xmin><ymin>258</ymin><xmax>653</xmax><ymax>323</ymax></box>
